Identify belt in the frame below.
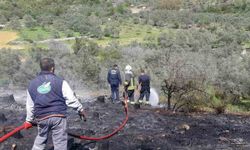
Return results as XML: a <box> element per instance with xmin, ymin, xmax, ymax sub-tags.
<box><xmin>36</xmin><ymin>114</ymin><xmax>66</xmax><ymax>121</ymax></box>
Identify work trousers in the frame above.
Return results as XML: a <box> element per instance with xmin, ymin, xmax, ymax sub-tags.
<box><xmin>32</xmin><ymin>117</ymin><xmax>67</xmax><ymax>150</ymax></box>
<box><xmin>126</xmin><ymin>90</ymin><xmax>135</xmax><ymax>101</ymax></box>
<box><xmin>139</xmin><ymin>89</ymin><xmax>150</xmax><ymax>101</ymax></box>
<box><xmin>110</xmin><ymin>84</ymin><xmax>119</xmax><ymax>102</ymax></box>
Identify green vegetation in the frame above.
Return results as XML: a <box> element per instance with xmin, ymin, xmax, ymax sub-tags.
<box><xmin>231</xmin><ymin>99</ymin><xmax>250</xmax><ymax>112</ymax></box>
<box><xmin>1</xmin><ymin>0</ymin><xmax>250</xmax><ymax>113</ymax></box>
<box><xmin>19</xmin><ymin>27</ymin><xmax>81</xmax><ymax>42</ymax></box>
<box><xmin>19</xmin><ymin>27</ymin><xmax>51</xmax><ymax>41</ymax></box>
<box><xmin>96</xmin><ymin>23</ymin><xmax>167</xmax><ymax>46</ymax></box>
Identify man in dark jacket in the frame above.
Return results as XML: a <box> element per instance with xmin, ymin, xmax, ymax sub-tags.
<box><xmin>107</xmin><ymin>64</ymin><xmax>122</xmax><ymax>103</ymax></box>
<box><xmin>24</xmin><ymin>58</ymin><xmax>86</xmax><ymax>150</ymax></box>
<box><xmin>138</xmin><ymin>69</ymin><xmax>150</xmax><ymax>104</ymax></box>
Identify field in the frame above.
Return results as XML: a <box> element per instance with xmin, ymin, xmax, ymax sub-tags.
<box><xmin>0</xmin><ymin>31</ymin><xmax>24</xmax><ymax>49</ymax></box>
<box><xmin>96</xmin><ymin>23</ymin><xmax>167</xmax><ymax>46</ymax></box>
<box><xmin>0</xmin><ymin>23</ymin><xmax>168</xmax><ymax>49</ymax></box>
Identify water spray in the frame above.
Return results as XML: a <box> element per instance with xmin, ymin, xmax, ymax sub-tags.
<box><xmin>149</xmin><ymin>88</ymin><xmax>159</xmax><ymax>107</ymax></box>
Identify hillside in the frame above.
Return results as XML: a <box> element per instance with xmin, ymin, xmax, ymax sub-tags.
<box><xmin>0</xmin><ymin>0</ymin><xmax>250</xmax><ymax>149</ymax></box>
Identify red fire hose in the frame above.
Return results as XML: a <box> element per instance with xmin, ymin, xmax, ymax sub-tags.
<box><xmin>0</xmin><ymin>125</ymin><xmax>25</xmax><ymax>143</ymax></box>
<box><xmin>0</xmin><ymin>98</ymin><xmax>129</xmax><ymax>143</ymax></box>
<box><xmin>68</xmin><ymin>99</ymin><xmax>128</xmax><ymax>141</ymax></box>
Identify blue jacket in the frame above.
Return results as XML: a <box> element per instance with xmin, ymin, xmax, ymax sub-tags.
<box><xmin>138</xmin><ymin>74</ymin><xmax>150</xmax><ymax>92</ymax></box>
<box><xmin>107</xmin><ymin>68</ymin><xmax>122</xmax><ymax>86</ymax></box>
<box><xmin>28</xmin><ymin>71</ymin><xmax>67</xmax><ymax>118</ymax></box>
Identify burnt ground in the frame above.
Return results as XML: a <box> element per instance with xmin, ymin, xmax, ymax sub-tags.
<box><xmin>1</xmin><ymin>96</ymin><xmax>250</xmax><ymax>150</ymax></box>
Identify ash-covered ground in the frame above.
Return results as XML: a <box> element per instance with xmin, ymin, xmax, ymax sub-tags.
<box><xmin>1</xmin><ymin>94</ymin><xmax>250</xmax><ymax>150</ymax></box>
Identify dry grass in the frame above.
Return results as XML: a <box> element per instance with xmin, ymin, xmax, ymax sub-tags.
<box><xmin>0</xmin><ymin>31</ymin><xmax>24</xmax><ymax>49</ymax></box>
<box><xmin>157</xmin><ymin>0</ymin><xmax>182</xmax><ymax>10</ymax></box>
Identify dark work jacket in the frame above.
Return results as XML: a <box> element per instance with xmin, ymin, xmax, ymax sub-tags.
<box><xmin>138</xmin><ymin>74</ymin><xmax>150</xmax><ymax>92</ymax></box>
<box><xmin>28</xmin><ymin>71</ymin><xmax>66</xmax><ymax>118</ymax></box>
<box><xmin>107</xmin><ymin>68</ymin><xmax>122</xmax><ymax>86</ymax></box>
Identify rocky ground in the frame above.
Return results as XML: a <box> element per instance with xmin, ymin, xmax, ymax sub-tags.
<box><xmin>1</xmin><ymin>94</ymin><xmax>250</xmax><ymax>150</ymax></box>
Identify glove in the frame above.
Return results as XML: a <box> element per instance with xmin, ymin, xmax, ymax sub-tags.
<box><xmin>78</xmin><ymin>109</ymin><xmax>87</xmax><ymax>122</ymax></box>
<box><xmin>23</xmin><ymin>121</ymin><xmax>32</xmax><ymax>129</ymax></box>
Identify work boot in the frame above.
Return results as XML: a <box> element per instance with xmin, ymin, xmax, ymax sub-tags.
<box><xmin>141</xmin><ymin>100</ymin><xmax>149</xmax><ymax>105</ymax></box>
<box><xmin>130</xmin><ymin>101</ymin><xmax>135</xmax><ymax>105</ymax></box>
<box><xmin>145</xmin><ymin>101</ymin><xmax>150</xmax><ymax>105</ymax></box>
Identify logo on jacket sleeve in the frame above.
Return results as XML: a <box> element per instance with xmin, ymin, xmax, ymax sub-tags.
<box><xmin>37</xmin><ymin>82</ymin><xmax>51</xmax><ymax>94</ymax></box>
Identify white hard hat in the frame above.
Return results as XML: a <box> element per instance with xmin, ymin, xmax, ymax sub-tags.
<box><xmin>125</xmin><ymin>65</ymin><xmax>132</xmax><ymax>71</ymax></box>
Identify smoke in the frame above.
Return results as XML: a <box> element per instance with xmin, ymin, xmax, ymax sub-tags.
<box><xmin>149</xmin><ymin>88</ymin><xmax>159</xmax><ymax>106</ymax></box>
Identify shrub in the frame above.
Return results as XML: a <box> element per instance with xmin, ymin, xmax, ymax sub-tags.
<box><xmin>0</xmin><ymin>49</ymin><xmax>21</xmax><ymax>80</ymax></box>
<box><xmin>207</xmin><ymin>86</ymin><xmax>239</xmax><ymax>114</ymax></box>
<box><xmin>23</xmin><ymin>14</ymin><xmax>37</xmax><ymax>28</ymax></box>
<box><xmin>6</xmin><ymin>18</ymin><xmax>22</xmax><ymax>30</ymax></box>
<box><xmin>13</xmin><ymin>59</ymin><xmax>39</xmax><ymax>87</ymax></box>
<box><xmin>161</xmin><ymin>61</ymin><xmax>207</xmax><ymax>111</ymax></box>
<box><xmin>115</xmin><ymin>4</ymin><xmax>127</xmax><ymax>14</ymax></box>
<box><xmin>103</xmin><ymin>24</ymin><xmax>120</xmax><ymax>38</ymax></box>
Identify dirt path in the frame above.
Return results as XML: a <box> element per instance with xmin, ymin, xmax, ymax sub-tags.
<box><xmin>0</xmin><ymin>30</ymin><xmax>86</xmax><ymax>49</ymax></box>
<box><xmin>0</xmin><ymin>31</ymin><xmax>24</xmax><ymax>49</ymax></box>
<box><xmin>35</xmin><ymin>36</ymin><xmax>86</xmax><ymax>44</ymax></box>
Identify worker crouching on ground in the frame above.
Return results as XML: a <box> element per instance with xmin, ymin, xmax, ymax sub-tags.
<box><xmin>138</xmin><ymin>69</ymin><xmax>150</xmax><ymax>105</ymax></box>
<box><xmin>107</xmin><ymin>64</ymin><xmax>122</xmax><ymax>103</ymax></box>
<box><xmin>24</xmin><ymin>58</ymin><xmax>87</xmax><ymax>150</ymax></box>
<box><xmin>124</xmin><ymin>65</ymin><xmax>136</xmax><ymax>104</ymax></box>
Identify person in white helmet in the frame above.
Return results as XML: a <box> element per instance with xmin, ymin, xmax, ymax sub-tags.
<box><xmin>124</xmin><ymin>65</ymin><xmax>136</xmax><ymax>104</ymax></box>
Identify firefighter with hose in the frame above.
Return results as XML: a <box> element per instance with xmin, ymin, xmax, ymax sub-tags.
<box><xmin>0</xmin><ymin>59</ymin><xmax>129</xmax><ymax>145</ymax></box>
<box><xmin>23</xmin><ymin>58</ymin><xmax>87</xmax><ymax>150</ymax></box>
<box><xmin>123</xmin><ymin>65</ymin><xmax>136</xmax><ymax>104</ymax></box>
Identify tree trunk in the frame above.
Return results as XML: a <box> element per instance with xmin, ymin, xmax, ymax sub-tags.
<box><xmin>168</xmin><ymin>93</ymin><xmax>171</xmax><ymax>110</ymax></box>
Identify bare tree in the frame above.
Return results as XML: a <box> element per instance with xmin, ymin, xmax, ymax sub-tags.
<box><xmin>161</xmin><ymin>60</ymin><xmax>207</xmax><ymax>111</ymax></box>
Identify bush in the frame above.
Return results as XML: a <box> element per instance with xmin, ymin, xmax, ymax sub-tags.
<box><xmin>0</xmin><ymin>15</ymin><xmax>7</xmax><ymax>24</ymax></box>
<box><xmin>23</xmin><ymin>14</ymin><xmax>37</xmax><ymax>28</ymax></box>
<box><xmin>214</xmin><ymin>105</ymin><xmax>227</xmax><ymax>114</ymax></box>
<box><xmin>161</xmin><ymin>60</ymin><xmax>207</xmax><ymax>111</ymax></box>
<box><xmin>0</xmin><ymin>49</ymin><xmax>21</xmax><ymax>79</ymax></box>
<box><xmin>6</xmin><ymin>18</ymin><xmax>22</xmax><ymax>30</ymax></box>
<box><xmin>207</xmin><ymin>86</ymin><xmax>238</xmax><ymax>114</ymax></box>
<box><xmin>72</xmin><ymin>39</ymin><xmax>101</xmax><ymax>82</ymax></box>
<box><xmin>115</xmin><ymin>4</ymin><xmax>127</xmax><ymax>14</ymax></box>
<box><xmin>73</xmin><ymin>38</ymin><xmax>99</xmax><ymax>56</ymax></box>
<box><xmin>103</xmin><ymin>24</ymin><xmax>120</xmax><ymax>38</ymax></box>
<box><xmin>13</xmin><ymin>59</ymin><xmax>39</xmax><ymax>87</ymax></box>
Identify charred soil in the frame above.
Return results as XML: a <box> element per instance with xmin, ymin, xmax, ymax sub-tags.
<box><xmin>1</xmin><ymin>98</ymin><xmax>250</xmax><ymax>150</ymax></box>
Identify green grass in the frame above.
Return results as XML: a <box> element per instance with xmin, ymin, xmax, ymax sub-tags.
<box><xmin>54</xmin><ymin>23</ymin><xmax>171</xmax><ymax>48</ymax></box>
<box><xmin>227</xmin><ymin>99</ymin><xmax>250</xmax><ymax>113</ymax></box>
<box><xmin>243</xmin><ymin>41</ymin><xmax>250</xmax><ymax>49</ymax></box>
<box><xmin>19</xmin><ymin>27</ymin><xmax>52</xmax><ymax>41</ymax></box>
<box><xmin>96</xmin><ymin>23</ymin><xmax>170</xmax><ymax>46</ymax></box>
<box><xmin>233</xmin><ymin>99</ymin><xmax>250</xmax><ymax>111</ymax></box>
<box><xmin>16</xmin><ymin>23</ymin><xmax>172</xmax><ymax>48</ymax></box>
<box><xmin>19</xmin><ymin>27</ymin><xmax>81</xmax><ymax>42</ymax></box>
